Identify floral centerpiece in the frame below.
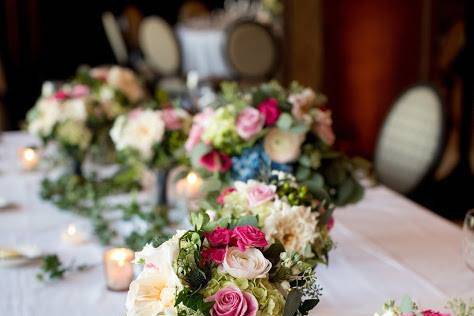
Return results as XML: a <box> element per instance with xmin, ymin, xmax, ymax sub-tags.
<box><xmin>110</xmin><ymin>106</ymin><xmax>192</xmax><ymax>205</ymax></box>
<box><xmin>207</xmin><ymin>171</ymin><xmax>333</xmax><ymax>266</ymax></box>
<box><xmin>374</xmin><ymin>297</ymin><xmax>474</xmax><ymax>316</ymax></box>
<box><xmin>26</xmin><ymin>65</ymin><xmax>146</xmax><ymax>173</ymax></box>
<box><xmin>185</xmin><ymin>81</ymin><xmax>364</xmax><ymax>207</ymax></box>
<box><xmin>126</xmin><ymin>218</ymin><xmax>323</xmax><ymax>316</ymax></box>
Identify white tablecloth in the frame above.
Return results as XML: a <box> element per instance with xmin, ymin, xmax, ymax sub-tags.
<box><xmin>0</xmin><ymin>132</ymin><xmax>472</xmax><ymax>316</ymax></box>
<box><xmin>176</xmin><ymin>25</ymin><xmax>233</xmax><ymax>79</ymax></box>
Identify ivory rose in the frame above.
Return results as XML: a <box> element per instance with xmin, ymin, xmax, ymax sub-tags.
<box><xmin>236</xmin><ymin>107</ymin><xmax>264</xmax><ymax>140</ymax></box>
<box><xmin>107</xmin><ymin>66</ymin><xmax>145</xmax><ymax>103</ymax></box>
<box><xmin>263</xmin><ymin>128</ymin><xmax>305</xmax><ymax>163</ymax></box>
<box><xmin>221</xmin><ymin>247</ymin><xmax>272</xmax><ymax>279</ymax></box>
<box><xmin>205</xmin><ymin>286</ymin><xmax>258</xmax><ymax>316</ymax></box>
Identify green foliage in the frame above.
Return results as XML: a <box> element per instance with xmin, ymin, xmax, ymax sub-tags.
<box><xmin>176</xmin><ymin>231</ymin><xmax>210</xmax><ymax>290</ymax></box>
<box><xmin>175</xmin><ymin>288</ymin><xmax>212</xmax><ymax>316</ymax></box>
<box><xmin>447</xmin><ymin>299</ymin><xmax>474</xmax><ymax>316</ymax></box>
<box><xmin>36</xmin><ymin>254</ymin><xmax>90</xmax><ymax>282</ymax></box>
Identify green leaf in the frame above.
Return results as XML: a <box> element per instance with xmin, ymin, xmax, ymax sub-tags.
<box><xmin>263</xmin><ymin>241</ymin><xmax>285</xmax><ymax>268</ymax></box>
<box><xmin>399</xmin><ymin>295</ymin><xmax>416</xmax><ymax>313</ymax></box>
<box><xmin>277</xmin><ymin>113</ymin><xmax>293</xmax><ymax>130</ymax></box>
<box><xmin>296</xmin><ymin>166</ymin><xmax>311</xmax><ymax>181</ymax></box>
<box><xmin>290</xmin><ymin>122</ymin><xmax>309</xmax><ymax>134</ymax></box>
<box><xmin>231</xmin><ymin>215</ymin><xmax>259</xmax><ymax>228</ymax></box>
<box><xmin>190</xmin><ymin>143</ymin><xmax>210</xmax><ymax>167</ymax></box>
<box><xmin>299</xmin><ymin>299</ymin><xmax>320</xmax><ymax>315</ymax></box>
<box><xmin>201</xmin><ymin>177</ymin><xmax>222</xmax><ymax>193</ymax></box>
<box><xmin>335</xmin><ymin>178</ymin><xmax>354</xmax><ymax>205</ymax></box>
<box><xmin>283</xmin><ymin>289</ymin><xmax>303</xmax><ymax>316</ymax></box>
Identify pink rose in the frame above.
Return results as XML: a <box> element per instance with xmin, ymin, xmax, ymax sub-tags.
<box><xmin>185</xmin><ymin>108</ymin><xmax>214</xmax><ymax>152</ymax></box>
<box><xmin>201</xmin><ymin>248</ymin><xmax>226</xmax><ymax>265</ymax></box>
<box><xmin>162</xmin><ymin>108</ymin><xmax>189</xmax><ymax>130</ymax></box>
<box><xmin>199</xmin><ymin>150</ymin><xmax>232</xmax><ymax>172</ymax></box>
<box><xmin>185</xmin><ymin>124</ymin><xmax>204</xmax><ymax>152</ymax></box>
<box><xmin>206</xmin><ymin>227</ymin><xmax>233</xmax><ymax>247</ymax></box>
<box><xmin>71</xmin><ymin>85</ymin><xmax>90</xmax><ymax>98</ymax></box>
<box><xmin>421</xmin><ymin>310</ymin><xmax>451</xmax><ymax>316</ymax></box>
<box><xmin>257</xmin><ymin>98</ymin><xmax>280</xmax><ymax>126</ymax></box>
<box><xmin>232</xmin><ymin>225</ymin><xmax>268</xmax><ymax>251</ymax></box>
<box><xmin>217</xmin><ymin>187</ymin><xmax>237</xmax><ymax>205</ymax></box>
<box><xmin>313</xmin><ymin>108</ymin><xmax>335</xmax><ymax>146</ymax></box>
<box><xmin>205</xmin><ymin>286</ymin><xmax>258</xmax><ymax>316</ymax></box>
<box><xmin>289</xmin><ymin>88</ymin><xmax>317</xmax><ymax>122</ymax></box>
<box><xmin>327</xmin><ymin>216</ymin><xmax>335</xmax><ymax>231</ymax></box>
<box><xmin>247</xmin><ymin>183</ymin><xmax>275</xmax><ymax>207</ymax></box>
<box><xmin>54</xmin><ymin>90</ymin><xmax>69</xmax><ymax>100</ymax></box>
<box><xmin>236</xmin><ymin>107</ymin><xmax>264</xmax><ymax>140</ymax></box>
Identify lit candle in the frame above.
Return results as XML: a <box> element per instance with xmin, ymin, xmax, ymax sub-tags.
<box><xmin>103</xmin><ymin>248</ymin><xmax>134</xmax><ymax>291</ymax></box>
<box><xmin>176</xmin><ymin>171</ymin><xmax>203</xmax><ymax>200</ymax></box>
<box><xmin>18</xmin><ymin>147</ymin><xmax>40</xmax><ymax>171</ymax></box>
<box><xmin>62</xmin><ymin>224</ymin><xmax>87</xmax><ymax>245</ymax></box>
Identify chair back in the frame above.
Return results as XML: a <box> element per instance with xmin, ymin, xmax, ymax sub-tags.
<box><xmin>225</xmin><ymin>19</ymin><xmax>277</xmax><ymax>78</ymax></box>
<box><xmin>374</xmin><ymin>84</ymin><xmax>446</xmax><ymax>194</ymax></box>
<box><xmin>102</xmin><ymin>12</ymin><xmax>128</xmax><ymax>65</ymax></box>
<box><xmin>139</xmin><ymin>16</ymin><xmax>181</xmax><ymax>76</ymax></box>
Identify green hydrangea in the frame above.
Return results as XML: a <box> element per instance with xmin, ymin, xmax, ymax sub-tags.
<box><xmin>221</xmin><ymin>192</ymin><xmax>273</xmax><ymax>225</ymax></box>
<box><xmin>201</xmin><ymin>105</ymin><xmax>246</xmax><ymax>155</ymax></box>
<box><xmin>56</xmin><ymin>120</ymin><xmax>92</xmax><ymax>150</ymax></box>
<box><xmin>202</xmin><ymin>271</ymin><xmax>285</xmax><ymax>316</ymax></box>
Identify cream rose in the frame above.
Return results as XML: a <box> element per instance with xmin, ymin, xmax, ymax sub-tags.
<box><xmin>221</xmin><ymin>247</ymin><xmax>271</xmax><ymax>279</ymax></box>
<box><xmin>107</xmin><ymin>66</ymin><xmax>145</xmax><ymax>103</ymax></box>
<box><xmin>27</xmin><ymin>98</ymin><xmax>61</xmax><ymax>137</ymax></box>
<box><xmin>263</xmin><ymin>128</ymin><xmax>305</xmax><ymax>163</ymax></box>
<box><xmin>110</xmin><ymin>108</ymin><xmax>165</xmax><ymax>160</ymax></box>
<box><xmin>60</xmin><ymin>98</ymin><xmax>88</xmax><ymax>122</ymax></box>
<box><xmin>126</xmin><ymin>231</ymin><xmax>185</xmax><ymax>316</ymax></box>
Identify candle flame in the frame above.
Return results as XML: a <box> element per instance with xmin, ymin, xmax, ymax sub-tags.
<box><xmin>186</xmin><ymin>172</ymin><xmax>199</xmax><ymax>185</ymax></box>
<box><xmin>67</xmin><ymin>224</ymin><xmax>77</xmax><ymax>236</ymax></box>
<box><xmin>110</xmin><ymin>248</ymin><xmax>131</xmax><ymax>267</ymax></box>
<box><xmin>23</xmin><ymin>148</ymin><xmax>37</xmax><ymax>162</ymax></box>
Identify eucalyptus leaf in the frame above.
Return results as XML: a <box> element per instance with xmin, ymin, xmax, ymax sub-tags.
<box><xmin>277</xmin><ymin>113</ymin><xmax>293</xmax><ymax>130</ymax></box>
<box><xmin>283</xmin><ymin>289</ymin><xmax>303</xmax><ymax>316</ymax></box>
<box><xmin>296</xmin><ymin>166</ymin><xmax>311</xmax><ymax>181</ymax></box>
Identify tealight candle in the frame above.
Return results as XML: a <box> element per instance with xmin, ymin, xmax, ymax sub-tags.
<box><xmin>103</xmin><ymin>248</ymin><xmax>134</xmax><ymax>291</ymax></box>
<box><xmin>62</xmin><ymin>224</ymin><xmax>87</xmax><ymax>245</ymax></box>
<box><xmin>18</xmin><ymin>147</ymin><xmax>39</xmax><ymax>171</ymax></box>
<box><xmin>176</xmin><ymin>171</ymin><xmax>203</xmax><ymax>200</ymax></box>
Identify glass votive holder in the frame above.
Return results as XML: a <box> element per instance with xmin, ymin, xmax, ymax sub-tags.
<box><xmin>103</xmin><ymin>248</ymin><xmax>134</xmax><ymax>291</ymax></box>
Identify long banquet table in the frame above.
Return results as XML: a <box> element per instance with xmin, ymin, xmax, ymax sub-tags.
<box><xmin>0</xmin><ymin>132</ymin><xmax>472</xmax><ymax>316</ymax></box>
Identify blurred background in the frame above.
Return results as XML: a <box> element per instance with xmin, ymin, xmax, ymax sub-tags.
<box><xmin>0</xmin><ymin>0</ymin><xmax>472</xmax><ymax>219</ymax></box>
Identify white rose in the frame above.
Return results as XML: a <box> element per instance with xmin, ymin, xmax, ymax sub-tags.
<box><xmin>221</xmin><ymin>247</ymin><xmax>271</xmax><ymax>279</ymax></box>
<box><xmin>263</xmin><ymin>128</ymin><xmax>305</xmax><ymax>163</ymax></box>
<box><xmin>126</xmin><ymin>231</ymin><xmax>185</xmax><ymax>316</ymax></box>
<box><xmin>27</xmin><ymin>98</ymin><xmax>61</xmax><ymax>137</ymax></box>
<box><xmin>111</xmin><ymin>109</ymin><xmax>165</xmax><ymax>160</ymax></box>
<box><xmin>60</xmin><ymin>98</ymin><xmax>88</xmax><ymax>122</ymax></box>
<box><xmin>126</xmin><ymin>269</ymin><xmax>178</xmax><ymax>316</ymax></box>
<box><xmin>106</xmin><ymin>66</ymin><xmax>144</xmax><ymax>103</ymax></box>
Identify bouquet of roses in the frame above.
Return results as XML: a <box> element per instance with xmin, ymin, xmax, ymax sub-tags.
<box><xmin>110</xmin><ymin>106</ymin><xmax>191</xmax><ymax>169</ymax></box>
<box><xmin>185</xmin><ymin>81</ymin><xmax>363</xmax><ymax>207</ymax></box>
<box><xmin>26</xmin><ymin>65</ymin><xmax>146</xmax><ymax>166</ymax></box>
<box><xmin>374</xmin><ymin>297</ymin><xmax>474</xmax><ymax>316</ymax></box>
<box><xmin>207</xmin><ymin>171</ymin><xmax>333</xmax><ymax>266</ymax></box>
<box><xmin>126</xmin><ymin>218</ymin><xmax>323</xmax><ymax>316</ymax></box>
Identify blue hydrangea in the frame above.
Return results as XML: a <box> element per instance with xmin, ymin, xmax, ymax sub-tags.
<box><xmin>231</xmin><ymin>144</ymin><xmax>293</xmax><ymax>181</ymax></box>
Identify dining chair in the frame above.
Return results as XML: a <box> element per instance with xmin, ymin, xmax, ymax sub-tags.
<box><xmin>225</xmin><ymin>19</ymin><xmax>278</xmax><ymax>79</ymax></box>
<box><xmin>102</xmin><ymin>11</ymin><xmax>129</xmax><ymax>65</ymax></box>
<box><xmin>374</xmin><ymin>84</ymin><xmax>446</xmax><ymax>194</ymax></box>
<box><xmin>139</xmin><ymin>16</ymin><xmax>181</xmax><ymax>77</ymax></box>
